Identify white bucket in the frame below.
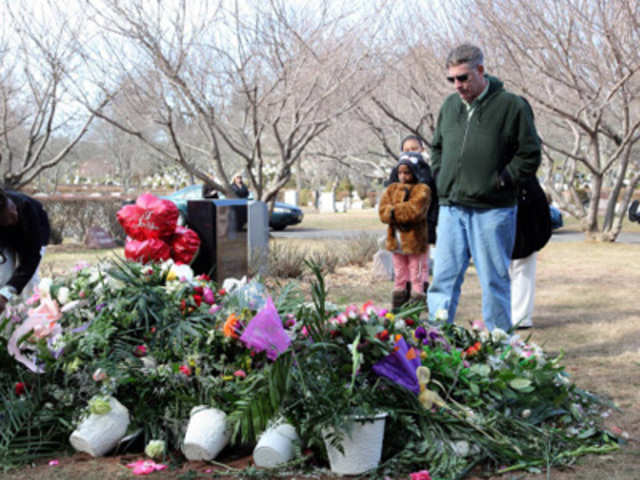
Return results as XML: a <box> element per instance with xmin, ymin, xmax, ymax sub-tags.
<box><xmin>182</xmin><ymin>406</ymin><xmax>230</xmax><ymax>461</ymax></box>
<box><xmin>323</xmin><ymin>412</ymin><xmax>387</xmax><ymax>475</ymax></box>
<box><xmin>69</xmin><ymin>397</ymin><xmax>130</xmax><ymax>457</ymax></box>
<box><xmin>253</xmin><ymin>422</ymin><xmax>299</xmax><ymax>467</ymax></box>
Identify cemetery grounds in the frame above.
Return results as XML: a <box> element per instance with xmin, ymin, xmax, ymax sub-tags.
<box><xmin>1</xmin><ymin>210</ymin><xmax>639</xmax><ymax>480</ymax></box>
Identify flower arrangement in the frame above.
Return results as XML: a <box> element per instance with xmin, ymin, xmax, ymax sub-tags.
<box><xmin>0</xmin><ymin>259</ymin><xmax>620</xmax><ymax>477</ymax></box>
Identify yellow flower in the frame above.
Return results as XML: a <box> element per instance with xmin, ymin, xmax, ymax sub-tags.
<box><xmin>385</xmin><ymin>312</ymin><xmax>395</xmax><ymax>321</ymax></box>
<box><xmin>420</xmin><ymin>351</ymin><xmax>428</xmax><ymax>360</ymax></box>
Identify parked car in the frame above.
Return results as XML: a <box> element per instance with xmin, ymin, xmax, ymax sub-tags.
<box><xmin>549</xmin><ymin>205</ymin><xmax>563</xmax><ymax>230</ymax></box>
<box><xmin>161</xmin><ymin>185</ymin><xmax>303</xmax><ymax>231</ymax></box>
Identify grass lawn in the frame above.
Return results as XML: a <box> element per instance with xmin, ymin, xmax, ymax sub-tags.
<box><xmin>3</xmin><ymin>231</ymin><xmax>639</xmax><ymax>479</ymax></box>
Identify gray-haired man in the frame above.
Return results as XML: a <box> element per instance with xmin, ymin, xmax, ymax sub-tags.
<box><xmin>427</xmin><ymin>44</ymin><xmax>541</xmax><ymax>331</ymax></box>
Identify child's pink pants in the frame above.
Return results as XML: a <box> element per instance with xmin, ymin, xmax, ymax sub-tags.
<box><xmin>392</xmin><ymin>251</ymin><xmax>429</xmax><ymax>294</ymax></box>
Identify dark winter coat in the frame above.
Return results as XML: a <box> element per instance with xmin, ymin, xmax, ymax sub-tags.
<box><xmin>431</xmin><ymin>75</ymin><xmax>541</xmax><ymax>209</ymax></box>
<box><xmin>512</xmin><ymin>176</ymin><xmax>552</xmax><ymax>259</ymax></box>
<box><xmin>0</xmin><ymin>191</ymin><xmax>50</xmax><ymax>294</ymax></box>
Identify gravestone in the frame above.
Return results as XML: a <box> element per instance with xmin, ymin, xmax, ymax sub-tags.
<box><xmin>283</xmin><ymin>189</ymin><xmax>299</xmax><ymax>206</ymax></box>
<box><xmin>187</xmin><ymin>200</ymin><xmax>248</xmax><ymax>283</ymax></box>
<box><xmin>84</xmin><ymin>226</ymin><xmax>117</xmax><ymax>249</ymax></box>
<box><xmin>247</xmin><ymin>201</ymin><xmax>269</xmax><ymax>275</ymax></box>
<box><xmin>318</xmin><ymin>192</ymin><xmax>336</xmax><ymax>213</ymax></box>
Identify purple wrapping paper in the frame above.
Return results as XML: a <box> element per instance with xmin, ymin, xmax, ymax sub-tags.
<box><xmin>372</xmin><ymin>337</ymin><xmax>421</xmax><ymax>394</ymax></box>
<box><xmin>239</xmin><ymin>297</ymin><xmax>291</xmax><ymax>360</ymax></box>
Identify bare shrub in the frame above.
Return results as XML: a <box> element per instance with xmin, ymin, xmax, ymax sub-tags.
<box><xmin>39</xmin><ymin>195</ymin><xmax>126</xmax><ymax>244</ymax></box>
<box><xmin>339</xmin><ymin>233</ymin><xmax>379</xmax><ymax>267</ymax></box>
<box><xmin>267</xmin><ymin>242</ymin><xmax>306</xmax><ymax>279</ymax></box>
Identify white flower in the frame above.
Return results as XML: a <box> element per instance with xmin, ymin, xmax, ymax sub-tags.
<box><xmin>521</xmin><ymin>409</ymin><xmax>531</xmax><ymax>419</ymax></box>
<box><xmin>61</xmin><ymin>300</ymin><xmax>86</xmax><ymax>313</ymax></box>
<box><xmin>57</xmin><ymin>287</ymin><xmax>70</xmax><ymax>305</ymax></box>
<box><xmin>141</xmin><ymin>356</ymin><xmax>157</xmax><ymax>370</ymax></box>
<box><xmin>479</xmin><ymin>330</ymin><xmax>490</xmax><ymax>342</ymax></box>
<box><xmin>222</xmin><ymin>276</ymin><xmax>248</xmax><ymax>293</ymax></box>
<box><xmin>491</xmin><ymin>328</ymin><xmax>508</xmax><ymax>342</ymax></box>
<box><xmin>166</xmin><ymin>264</ymin><xmax>193</xmax><ymax>282</ymax></box>
<box><xmin>38</xmin><ymin>278</ymin><xmax>53</xmax><ymax>297</ymax></box>
<box><xmin>435</xmin><ymin>308</ymin><xmax>448</xmax><ymax>322</ymax></box>
<box><xmin>451</xmin><ymin>440</ymin><xmax>470</xmax><ymax>457</ymax></box>
<box><xmin>395</xmin><ymin>319</ymin><xmax>406</xmax><ymax>330</ymax></box>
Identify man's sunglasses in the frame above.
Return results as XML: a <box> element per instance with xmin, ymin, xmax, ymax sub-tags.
<box><xmin>446</xmin><ymin>74</ymin><xmax>469</xmax><ymax>83</ymax></box>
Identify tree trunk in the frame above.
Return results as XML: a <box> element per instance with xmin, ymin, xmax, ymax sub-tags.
<box><xmin>584</xmin><ymin>174</ymin><xmax>602</xmax><ymax>237</ymax></box>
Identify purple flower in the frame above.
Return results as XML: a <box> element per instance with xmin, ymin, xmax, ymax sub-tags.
<box><xmin>96</xmin><ymin>303</ymin><xmax>106</xmax><ymax>312</ymax></box>
<box><xmin>423</xmin><ymin>327</ymin><xmax>451</xmax><ymax>352</ymax></box>
<box><xmin>414</xmin><ymin>326</ymin><xmax>427</xmax><ymax>340</ymax></box>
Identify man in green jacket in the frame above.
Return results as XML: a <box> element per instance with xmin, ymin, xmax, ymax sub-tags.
<box><xmin>427</xmin><ymin>44</ymin><xmax>541</xmax><ymax>331</ymax></box>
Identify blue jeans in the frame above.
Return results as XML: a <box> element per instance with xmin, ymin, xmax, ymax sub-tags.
<box><xmin>428</xmin><ymin>205</ymin><xmax>517</xmax><ymax>331</ymax></box>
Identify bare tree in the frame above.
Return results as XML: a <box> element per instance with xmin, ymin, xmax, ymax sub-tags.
<box><xmin>83</xmin><ymin>0</ymin><xmax>384</xmax><ymax>204</ymax></box>
<box><xmin>0</xmin><ymin>1</ymin><xmax>106</xmax><ymax>189</ymax></box>
<box><xmin>464</xmin><ymin>0</ymin><xmax>640</xmax><ymax>241</ymax></box>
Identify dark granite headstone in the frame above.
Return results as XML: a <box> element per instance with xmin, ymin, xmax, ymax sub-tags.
<box><xmin>84</xmin><ymin>226</ymin><xmax>117</xmax><ymax>249</ymax></box>
<box><xmin>187</xmin><ymin>200</ymin><xmax>248</xmax><ymax>282</ymax></box>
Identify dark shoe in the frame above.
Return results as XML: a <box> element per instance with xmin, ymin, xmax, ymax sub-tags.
<box><xmin>392</xmin><ymin>289</ymin><xmax>409</xmax><ymax>311</ymax></box>
<box><xmin>515</xmin><ymin>324</ymin><xmax>533</xmax><ymax>330</ymax></box>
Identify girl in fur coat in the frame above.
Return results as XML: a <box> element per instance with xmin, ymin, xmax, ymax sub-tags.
<box><xmin>379</xmin><ymin>153</ymin><xmax>432</xmax><ymax>310</ymax></box>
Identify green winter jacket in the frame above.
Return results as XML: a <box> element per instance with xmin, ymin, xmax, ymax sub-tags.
<box><xmin>430</xmin><ymin>75</ymin><xmax>541</xmax><ymax>209</ymax></box>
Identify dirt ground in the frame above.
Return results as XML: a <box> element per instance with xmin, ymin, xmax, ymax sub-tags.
<box><xmin>2</xmin><ymin>240</ymin><xmax>639</xmax><ymax>480</ymax></box>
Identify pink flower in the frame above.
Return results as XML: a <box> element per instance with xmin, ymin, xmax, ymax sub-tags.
<box><xmin>48</xmin><ymin>459</ymin><xmax>59</xmax><ymax>466</ymax></box>
<box><xmin>126</xmin><ymin>459</ymin><xmax>168</xmax><ymax>475</ymax></box>
<box><xmin>301</xmin><ymin>326</ymin><xmax>309</xmax><ymax>337</ymax></box>
<box><xmin>203</xmin><ymin>287</ymin><xmax>215</xmax><ymax>305</ymax></box>
<box><xmin>8</xmin><ymin>297</ymin><xmax>63</xmax><ymax>372</ymax></box>
<box><xmin>209</xmin><ymin>304</ymin><xmax>221</xmax><ymax>315</ymax></box>
<box><xmin>233</xmin><ymin>369</ymin><xmax>247</xmax><ymax>378</ymax></box>
<box><xmin>471</xmin><ymin>319</ymin><xmax>486</xmax><ymax>331</ymax></box>
<box><xmin>377</xmin><ymin>308</ymin><xmax>389</xmax><ymax>317</ymax></box>
<box><xmin>179</xmin><ymin>365</ymin><xmax>192</xmax><ymax>376</ymax></box>
<box><xmin>345</xmin><ymin>305</ymin><xmax>358</xmax><ymax>319</ymax></box>
<box><xmin>73</xmin><ymin>261</ymin><xmax>90</xmax><ymax>272</ymax></box>
<box><xmin>92</xmin><ymin>369</ymin><xmax>107</xmax><ymax>382</ymax></box>
<box><xmin>26</xmin><ymin>292</ymin><xmax>40</xmax><ymax>305</ymax></box>
<box><xmin>135</xmin><ymin>345</ymin><xmax>148</xmax><ymax>357</ymax></box>
<box><xmin>409</xmin><ymin>470</ymin><xmax>432</xmax><ymax>480</ymax></box>
<box><xmin>362</xmin><ymin>300</ymin><xmax>376</xmax><ymax>315</ymax></box>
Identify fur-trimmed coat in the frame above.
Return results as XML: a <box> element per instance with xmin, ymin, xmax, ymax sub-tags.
<box><xmin>378</xmin><ymin>183</ymin><xmax>431</xmax><ymax>254</ymax></box>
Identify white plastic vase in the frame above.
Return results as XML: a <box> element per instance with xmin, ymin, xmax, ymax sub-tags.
<box><xmin>182</xmin><ymin>406</ymin><xmax>230</xmax><ymax>461</ymax></box>
<box><xmin>253</xmin><ymin>422</ymin><xmax>299</xmax><ymax>467</ymax></box>
<box><xmin>69</xmin><ymin>397</ymin><xmax>130</xmax><ymax>457</ymax></box>
<box><xmin>322</xmin><ymin>412</ymin><xmax>387</xmax><ymax>475</ymax></box>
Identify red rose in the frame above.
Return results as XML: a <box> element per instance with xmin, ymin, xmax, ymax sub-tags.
<box><xmin>405</xmin><ymin>318</ymin><xmax>415</xmax><ymax>326</ymax></box>
<box><xmin>376</xmin><ymin>329</ymin><xmax>390</xmax><ymax>341</ymax></box>
<box><xmin>14</xmin><ymin>382</ymin><xmax>26</xmax><ymax>396</ymax></box>
<box><xmin>217</xmin><ymin>288</ymin><xmax>226</xmax><ymax>296</ymax></box>
<box><xmin>193</xmin><ymin>294</ymin><xmax>203</xmax><ymax>307</ymax></box>
<box><xmin>179</xmin><ymin>365</ymin><xmax>192</xmax><ymax>376</ymax></box>
<box><xmin>193</xmin><ymin>286</ymin><xmax>204</xmax><ymax>296</ymax></box>
<box><xmin>135</xmin><ymin>345</ymin><xmax>147</xmax><ymax>357</ymax></box>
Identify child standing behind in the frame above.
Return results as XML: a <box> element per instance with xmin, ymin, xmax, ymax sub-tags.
<box><xmin>379</xmin><ymin>153</ymin><xmax>432</xmax><ymax>310</ymax></box>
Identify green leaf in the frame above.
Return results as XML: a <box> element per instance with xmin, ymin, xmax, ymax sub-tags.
<box><xmin>469</xmin><ymin>364</ymin><xmax>490</xmax><ymax>377</ymax></box>
<box><xmin>509</xmin><ymin>378</ymin><xmax>533</xmax><ymax>390</ymax></box>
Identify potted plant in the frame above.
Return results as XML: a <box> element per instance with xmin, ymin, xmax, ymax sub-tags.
<box><xmin>278</xmin><ymin>263</ymin><xmax>422</xmax><ymax>475</ymax></box>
